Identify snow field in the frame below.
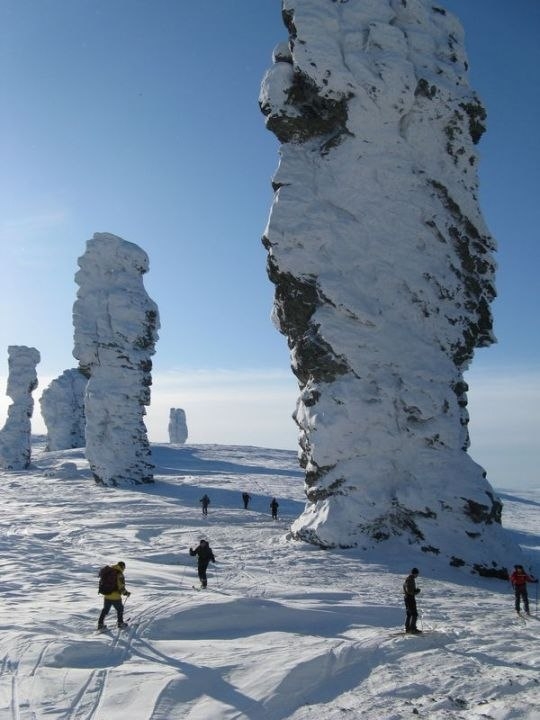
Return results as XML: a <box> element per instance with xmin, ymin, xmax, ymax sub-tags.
<box><xmin>0</xmin><ymin>442</ymin><xmax>538</xmax><ymax>719</ymax></box>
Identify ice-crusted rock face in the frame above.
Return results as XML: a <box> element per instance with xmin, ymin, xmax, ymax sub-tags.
<box><xmin>260</xmin><ymin>0</ymin><xmax>515</xmax><ymax>573</ymax></box>
<box><xmin>168</xmin><ymin>408</ymin><xmax>188</xmax><ymax>444</ymax></box>
<box><xmin>0</xmin><ymin>345</ymin><xmax>40</xmax><ymax>470</ymax></box>
<box><xmin>40</xmin><ymin>369</ymin><xmax>88</xmax><ymax>451</ymax></box>
<box><xmin>73</xmin><ymin>233</ymin><xmax>160</xmax><ymax>486</ymax></box>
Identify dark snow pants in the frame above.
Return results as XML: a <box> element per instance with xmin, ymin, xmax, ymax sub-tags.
<box><xmin>514</xmin><ymin>585</ymin><xmax>529</xmax><ymax>613</ymax></box>
<box><xmin>404</xmin><ymin>595</ymin><xmax>418</xmax><ymax>631</ymax></box>
<box><xmin>98</xmin><ymin>598</ymin><xmax>124</xmax><ymax>627</ymax></box>
<box><xmin>198</xmin><ymin>562</ymin><xmax>209</xmax><ymax>588</ymax></box>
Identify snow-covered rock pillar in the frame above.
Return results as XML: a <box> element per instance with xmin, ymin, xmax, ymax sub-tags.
<box><xmin>260</xmin><ymin>0</ymin><xmax>515</xmax><ymax>572</ymax></box>
<box><xmin>0</xmin><ymin>345</ymin><xmax>40</xmax><ymax>470</ymax></box>
<box><xmin>73</xmin><ymin>233</ymin><xmax>160</xmax><ymax>486</ymax></box>
<box><xmin>40</xmin><ymin>369</ymin><xmax>88</xmax><ymax>451</ymax></box>
<box><xmin>168</xmin><ymin>408</ymin><xmax>188</xmax><ymax>444</ymax></box>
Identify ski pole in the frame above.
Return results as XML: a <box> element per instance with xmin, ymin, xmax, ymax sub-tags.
<box><xmin>528</xmin><ymin>565</ymin><xmax>538</xmax><ymax>617</ymax></box>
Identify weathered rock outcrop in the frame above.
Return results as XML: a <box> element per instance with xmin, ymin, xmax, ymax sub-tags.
<box><xmin>168</xmin><ymin>408</ymin><xmax>188</xmax><ymax>445</ymax></box>
<box><xmin>40</xmin><ymin>369</ymin><xmax>88</xmax><ymax>451</ymax></box>
<box><xmin>260</xmin><ymin>0</ymin><xmax>516</xmax><ymax>573</ymax></box>
<box><xmin>73</xmin><ymin>233</ymin><xmax>160</xmax><ymax>486</ymax></box>
<box><xmin>0</xmin><ymin>345</ymin><xmax>40</xmax><ymax>470</ymax></box>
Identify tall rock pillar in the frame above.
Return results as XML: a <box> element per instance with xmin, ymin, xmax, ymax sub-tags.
<box><xmin>0</xmin><ymin>345</ymin><xmax>40</xmax><ymax>470</ymax></box>
<box><xmin>73</xmin><ymin>233</ymin><xmax>160</xmax><ymax>486</ymax></box>
<box><xmin>40</xmin><ymin>368</ymin><xmax>88</xmax><ymax>451</ymax></box>
<box><xmin>168</xmin><ymin>408</ymin><xmax>188</xmax><ymax>445</ymax></box>
<box><xmin>260</xmin><ymin>0</ymin><xmax>515</xmax><ymax>572</ymax></box>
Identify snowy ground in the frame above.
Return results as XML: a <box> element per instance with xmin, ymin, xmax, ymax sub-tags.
<box><xmin>1</xmin><ymin>441</ymin><xmax>538</xmax><ymax>720</ymax></box>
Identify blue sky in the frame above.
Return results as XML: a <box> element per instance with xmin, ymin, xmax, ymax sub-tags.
<box><xmin>0</xmin><ymin>1</ymin><xmax>538</xmax><ymax>488</ymax></box>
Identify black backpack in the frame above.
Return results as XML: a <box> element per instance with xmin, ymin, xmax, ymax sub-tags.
<box><xmin>98</xmin><ymin>565</ymin><xmax>118</xmax><ymax>595</ymax></box>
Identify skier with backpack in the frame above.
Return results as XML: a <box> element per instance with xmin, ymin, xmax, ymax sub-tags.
<box><xmin>97</xmin><ymin>561</ymin><xmax>131</xmax><ymax>630</ymax></box>
<box><xmin>189</xmin><ymin>539</ymin><xmax>215</xmax><ymax>589</ymax></box>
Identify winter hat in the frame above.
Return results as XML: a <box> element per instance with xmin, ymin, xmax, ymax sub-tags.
<box><xmin>411</xmin><ymin>568</ymin><xmax>419</xmax><ymax>575</ymax></box>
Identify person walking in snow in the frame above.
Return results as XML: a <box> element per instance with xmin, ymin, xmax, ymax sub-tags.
<box><xmin>270</xmin><ymin>497</ymin><xmax>279</xmax><ymax>520</ymax></box>
<box><xmin>200</xmin><ymin>494</ymin><xmax>210</xmax><ymax>516</ymax></box>
<box><xmin>242</xmin><ymin>492</ymin><xmax>251</xmax><ymax>509</ymax></box>
<box><xmin>510</xmin><ymin>564</ymin><xmax>538</xmax><ymax>615</ymax></box>
<box><xmin>189</xmin><ymin>539</ymin><xmax>215</xmax><ymax>589</ymax></box>
<box><xmin>403</xmin><ymin>567</ymin><xmax>422</xmax><ymax>634</ymax></box>
<box><xmin>97</xmin><ymin>561</ymin><xmax>131</xmax><ymax>630</ymax></box>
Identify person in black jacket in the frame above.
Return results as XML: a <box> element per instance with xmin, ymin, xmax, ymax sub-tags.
<box><xmin>403</xmin><ymin>567</ymin><xmax>421</xmax><ymax>634</ymax></box>
<box><xmin>200</xmin><ymin>494</ymin><xmax>210</xmax><ymax>516</ymax></box>
<box><xmin>189</xmin><ymin>539</ymin><xmax>215</xmax><ymax>588</ymax></box>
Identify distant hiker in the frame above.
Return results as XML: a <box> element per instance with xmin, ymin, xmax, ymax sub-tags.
<box><xmin>200</xmin><ymin>494</ymin><xmax>210</xmax><ymax>516</ymax></box>
<box><xmin>97</xmin><ymin>561</ymin><xmax>131</xmax><ymax>630</ymax></box>
<box><xmin>510</xmin><ymin>564</ymin><xmax>538</xmax><ymax>615</ymax></box>
<box><xmin>403</xmin><ymin>568</ymin><xmax>421</xmax><ymax>634</ymax></box>
<box><xmin>189</xmin><ymin>539</ymin><xmax>215</xmax><ymax>589</ymax></box>
<box><xmin>270</xmin><ymin>497</ymin><xmax>279</xmax><ymax>520</ymax></box>
<box><xmin>242</xmin><ymin>492</ymin><xmax>251</xmax><ymax>509</ymax></box>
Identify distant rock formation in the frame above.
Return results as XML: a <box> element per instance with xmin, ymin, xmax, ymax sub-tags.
<box><xmin>0</xmin><ymin>345</ymin><xmax>41</xmax><ymax>470</ymax></box>
<box><xmin>168</xmin><ymin>408</ymin><xmax>188</xmax><ymax>444</ymax></box>
<box><xmin>40</xmin><ymin>368</ymin><xmax>88</xmax><ymax>451</ymax></box>
<box><xmin>73</xmin><ymin>232</ymin><xmax>160</xmax><ymax>486</ymax></box>
<box><xmin>260</xmin><ymin>0</ymin><xmax>515</xmax><ymax>573</ymax></box>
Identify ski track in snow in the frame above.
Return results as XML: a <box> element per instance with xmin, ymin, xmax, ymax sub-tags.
<box><xmin>0</xmin><ymin>441</ymin><xmax>538</xmax><ymax>719</ymax></box>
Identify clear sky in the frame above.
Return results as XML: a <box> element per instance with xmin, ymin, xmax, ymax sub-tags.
<box><xmin>0</xmin><ymin>1</ymin><xmax>538</xmax><ymax>489</ymax></box>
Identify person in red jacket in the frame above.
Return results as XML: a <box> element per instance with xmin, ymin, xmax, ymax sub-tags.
<box><xmin>510</xmin><ymin>564</ymin><xmax>538</xmax><ymax>615</ymax></box>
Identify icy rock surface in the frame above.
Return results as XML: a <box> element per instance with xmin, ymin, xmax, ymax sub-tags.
<box><xmin>73</xmin><ymin>233</ymin><xmax>160</xmax><ymax>486</ymax></box>
<box><xmin>40</xmin><ymin>369</ymin><xmax>88</xmax><ymax>451</ymax></box>
<box><xmin>0</xmin><ymin>345</ymin><xmax>40</xmax><ymax>469</ymax></box>
<box><xmin>168</xmin><ymin>408</ymin><xmax>188</xmax><ymax>444</ymax></box>
<box><xmin>260</xmin><ymin>0</ymin><xmax>514</xmax><ymax>572</ymax></box>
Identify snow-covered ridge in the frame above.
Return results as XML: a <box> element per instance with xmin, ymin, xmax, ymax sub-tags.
<box><xmin>260</xmin><ymin>0</ymin><xmax>510</xmax><ymax>571</ymax></box>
